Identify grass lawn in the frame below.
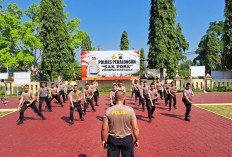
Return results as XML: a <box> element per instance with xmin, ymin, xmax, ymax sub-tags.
<box><xmin>0</xmin><ymin>111</ymin><xmax>13</xmax><ymax>117</ymax></box>
<box><xmin>198</xmin><ymin>105</ymin><xmax>232</xmax><ymax>119</ymax></box>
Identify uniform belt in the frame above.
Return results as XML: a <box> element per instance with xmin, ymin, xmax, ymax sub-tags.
<box><xmin>90</xmin><ymin>73</ymin><xmax>97</xmax><ymax>74</ymax></box>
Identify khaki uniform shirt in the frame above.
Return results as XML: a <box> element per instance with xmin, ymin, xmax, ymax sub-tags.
<box><xmin>70</xmin><ymin>91</ymin><xmax>82</xmax><ymax>102</ymax></box>
<box><xmin>104</xmin><ymin>105</ymin><xmax>136</xmax><ymax>138</ymax></box>
<box><xmin>51</xmin><ymin>87</ymin><xmax>59</xmax><ymax>95</ymax></box>
<box><xmin>38</xmin><ymin>87</ymin><xmax>48</xmax><ymax>97</ymax></box>
<box><xmin>83</xmin><ymin>88</ymin><xmax>93</xmax><ymax>99</ymax></box>
<box><xmin>22</xmin><ymin>91</ymin><xmax>34</xmax><ymax>102</ymax></box>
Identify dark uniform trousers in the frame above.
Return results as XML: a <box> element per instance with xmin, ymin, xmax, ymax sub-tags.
<box><xmin>70</xmin><ymin>101</ymin><xmax>83</xmax><ymax>121</ymax></box>
<box><xmin>183</xmin><ymin>98</ymin><xmax>192</xmax><ymax>116</ymax></box>
<box><xmin>167</xmin><ymin>94</ymin><xmax>172</xmax><ymax>109</ymax></box>
<box><xmin>39</xmin><ymin>96</ymin><xmax>52</xmax><ymax>112</ymax></box>
<box><xmin>131</xmin><ymin>90</ymin><xmax>138</xmax><ymax>101</ymax></box>
<box><xmin>138</xmin><ymin>92</ymin><xmax>145</xmax><ymax>110</ymax></box>
<box><xmin>19</xmin><ymin>101</ymin><xmax>44</xmax><ymax>122</ymax></box>
<box><xmin>59</xmin><ymin>91</ymin><xmax>66</xmax><ymax>102</ymax></box>
<box><xmin>96</xmin><ymin>89</ymin><xmax>99</xmax><ymax>98</ymax></box>
<box><xmin>50</xmin><ymin>94</ymin><xmax>63</xmax><ymax>106</ymax></box>
<box><xmin>158</xmin><ymin>90</ymin><xmax>163</xmax><ymax>99</ymax></box>
<box><xmin>172</xmin><ymin>95</ymin><xmax>176</xmax><ymax>107</ymax></box>
<box><xmin>84</xmin><ymin>98</ymin><xmax>95</xmax><ymax>113</ymax></box>
<box><xmin>107</xmin><ymin>135</ymin><xmax>134</xmax><ymax>157</ymax></box>
<box><xmin>66</xmin><ymin>90</ymin><xmax>72</xmax><ymax>100</ymax></box>
<box><xmin>146</xmin><ymin>99</ymin><xmax>156</xmax><ymax>118</ymax></box>
<box><xmin>93</xmin><ymin>91</ymin><xmax>98</xmax><ymax>105</ymax></box>
<box><xmin>163</xmin><ymin>90</ymin><xmax>168</xmax><ymax>105</ymax></box>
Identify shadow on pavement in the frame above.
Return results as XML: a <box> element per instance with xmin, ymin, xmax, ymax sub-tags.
<box><xmin>96</xmin><ymin>115</ymin><xmax>104</xmax><ymax>122</ymax></box>
<box><xmin>136</xmin><ymin>115</ymin><xmax>148</xmax><ymax>122</ymax></box>
<box><xmin>160</xmin><ymin>113</ymin><xmax>184</xmax><ymax>120</ymax></box>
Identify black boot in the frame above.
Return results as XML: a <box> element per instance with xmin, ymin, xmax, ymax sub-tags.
<box><xmin>41</xmin><ymin>116</ymin><xmax>46</xmax><ymax>120</ymax></box>
<box><xmin>174</xmin><ymin>106</ymin><xmax>177</xmax><ymax>109</ymax></box>
<box><xmin>69</xmin><ymin>121</ymin><xmax>74</xmax><ymax>126</ymax></box>
<box><xmin>169</xmin><ymin>108</ymin><xmax>171</xmax><ymax>111</ymax></box>
<box><xmin>148</xmin><ymin>118</ymin><xmax>152</xmax><ymax>123</ymax></box>
<box><xmin>80</xmin><ymin>117</ymin><xmax>85</xmax><ymax>121</ymax></box>
<box><xmin>151</xmin><ymin>115</ymin><xmax>155</xmax><ymax>119</ymax></box>
<box><xmin>185</xmin><ymin>116</ymin><xmax>190</xmax><ymax>121</ymax></box>
<box><xmin>93</xmin><ymin>109</ymin><xmax>96</xmax><ymax>112</ymax></box>
<box><xmin>17</xmin><ymin>121</ymin><xmax>23</xmax><ymax>125</ymax></box>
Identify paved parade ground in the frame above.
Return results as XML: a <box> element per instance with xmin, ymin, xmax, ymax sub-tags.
<box><xmin>0</xmin><ymin>93</ymin><xmax>232</xmax><ymax>157</ymax></box>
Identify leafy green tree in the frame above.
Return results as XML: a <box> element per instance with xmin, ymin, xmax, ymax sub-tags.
<box><xmin>140</xmin><ymin>48</ymin><xmax>145</xmax><ymax>77</ymax></box>
<box><xmin>0</xmin><ymin>3</ymin><xmax>34</xmax><ymax>71</ymax></box>
<box><xmin>81</xmin><ymin>34</ymin><xmax>93</xmax><ymax>51</ymax></box>
<box><xmin>195</xmin><ymin>32</ymin><xmax>220</xmax><ymax>74</ymax></box>
<box><xmin>40</xmin><ymin>0</ymin><xmax>74</xmax><ymax>81</ymax></box>
<box><xmin>223</xmin><ymin>0</ymin><xmax>232</xmax><ymax>69</ymax></box>
<box><xmin>147</xmin><ymin>0</ymin><xmax>189</xmax><ymax>79</ymax></box>
<box><xmin>120</xmin><ymin>30</ymin><xmax>129</xmax><ymax>50</ymax></box>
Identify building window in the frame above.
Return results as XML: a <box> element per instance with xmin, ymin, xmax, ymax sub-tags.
<box><xmin>36</xmin><ymin>85</ymin><xmax>38</xmax><ymax>90</ymax></box>
<box><xmin>218</xmin><ymin>82</ymin><xmax>220</xmax><ymax>87</ymax></box>
<box><xmin>214</xmin><ymin>82</ymin><xmax>216</xmax><ymax>87</ymax></box>
<box><xmin>227</xmin><ymin>82</ymin><xmax>229</xmax><ymax>86</ymax></box>
<box><xmin>222</xmin><ymin>82</ymin><xmax>225</xmax><ymax>86</ymax></box>
<box><xmin>201</xmin><ymin>82</ymin><xmax>203</xmax><ymax>89</ymax></box>
<box><xmin>196</xmin><ymin>82</ymin><xmax>199</xmax><ymax>88</ymax></box>
<box><xmin>31</xmin><ymin>85</ymin><xmax>33</xmax><ymax>90</ymax></box>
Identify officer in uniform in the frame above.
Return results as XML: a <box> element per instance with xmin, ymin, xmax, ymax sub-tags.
<box><xmin>69</xmin><ymin>85</ymin><xmax>85</xmax><ymax>126</ymax></box>
<box><xmin>90</xmin><ymin>81</ymin><xmax>99</xmax><ymax>106</ymax></box>
<box><xmin>17</xmin><ymin>85</ymin><xmax>46</xmax><ymax>125</ymax></box>
<box><xmin>117</xmin><ymin>81</ymin><xmax>126</xmax><ymax>105</ymax></box>
<box><xmin>163</xmin><ymin>79</ymin><xmax>170</xmax><ymax>106</ymax></box>
<box><xmin>170</xmin><ymin>81</ymin><xmax>177</xmax><ymax>109</ymax></box>
<box><xmin>87</xmin><ymin>57</ymin><xmax>100</xmax><ymax>77</ymax></box>
<box><xmin>156</xmin><ymin>79</ymin><xmax>163</xmax><ymax>100</ymax></box>
<box><xmin>138</xmin><ymin>80</ymin><xmax>145</xmax><ymax>112</ymax></box>
<box><xmin>37</xmin><ymin>82</ymin><xmax>52</xmax><ymax>112</ymax></box>
<box><xmin>58</xmin><ymin>81</ymin><xmax>66</xmax><ymax>103</ymax></box>
<box><xmin>147</xmin><ymin>83</ymin><xmax>159</xmax><ymax>123</ymax></box>
<box><xmin>131</xmin><ymin>80</ymin><xmax>139</xmax><ymax>101</ymax></box>
<box><xmin>183</xmin><ymin>83</ymin><xmax>194</xmax><ymax>121</ymax></box>
<box><xmin>110</xmin><ymin>84</ymin><xmax>118</xmax><ymax>106</ymax></box>
<box><xmin>143</xmin><ymin>81</ymin><xmax>150</xmax><ymax>107</ymax></box>
<box><xmin>83</xmin><ymin>83</ymin><xmax>96</xmax><ymax>115</ymax></box>
<box><xmin>49</xmin><ymin>83</ymin><xmax>64</xmax><ymax>107</ymax></box>
<box><xmin>93</xmin><ymin>79</ymin><xmax>99</xmax><ymax>98</ymax></box>
<box><xmin>66</xmin><ymin>82</ymin><xmax>73</xmax><ymax>101</ymax></box>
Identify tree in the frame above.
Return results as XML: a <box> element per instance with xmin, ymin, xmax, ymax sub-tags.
<box><xmin>0</xmin><ymin>3</ymin><xmax>35</xmax><ymax>71</ymax></box>
<box><xmin>147</xmin><ymin>0</ymin><xmax>189</xmax><ymax>79</ymax></box>
<box><xmin>223</xmin><ymin>0</ymin><xmax>232</xmax><ymax>69</ymax></box>
<box><xmin>140</xmin><ymin>48</ymin><xmax>145</xmax><ymax>77</ymax></box>
<box><xmin>81</xmin><ymin>34</ymin><xmax>95</xmax><ymax>51</ymax></box>
<box><xmin>40</xmin><ymin>0</ymin><xmax>74</xmax><ymax>81</ymax></box>
<box><xmin>120</xmin><ymin>30</ymin><xmax>129</xmax><ymax>50</ymax></box>
<box><xmin>195</xmin><ymin>32</ymin><xmax>220</xmax><ymax>74</ymax></box>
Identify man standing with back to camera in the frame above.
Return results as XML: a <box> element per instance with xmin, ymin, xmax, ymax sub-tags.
<box><xmin>101</xmin><ymin>90</ymin><xmax>139</xmax><ymax>157</ymax></box>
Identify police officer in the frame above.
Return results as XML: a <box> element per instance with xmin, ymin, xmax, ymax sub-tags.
<box><xmin>94</xmin><ymin>79</ymin><xmax>99</xmax><ymax>98</ymax></box>
<box><xmin>163</xmin><ymin>79</ymin><xmax>170</xmax><ymax>106</ymax></box>
<box><xmin>101</xmin><ymin>90</ymin><xmax>139</xmax><ymax>157</ymax></box>
<box><xmin>131</xmin><ymin>80</ymin><xmax>139</xmax><ymax>101</ymax></box>
<box><xmin>156</xmin><ymin>79</ymin><xmax>163</xmax><ymax>100</ymax></box>
<box><xmin>69</xmin><ymin>85</ymin><xmax>85</xmax><ymax>126</ymax></box>
<box><xmin>17</xmin><ymin>85</ymin><xmax>46</xmax><ymax>125</ymax></box>
<box><xmin>138</xmin><ymin>80</ymin><xmax>145</xmax><ymax>112</ymax></box>
<box><xmin>37</xmin><ymin>82</ymin><xmax>52</xmax><ymax>112</ymax></box>
<box><xmin>90</xmin><ymin>81</ymin><xmax>99</xmax><ymax>106</ymax></box>
<box><xmin>83</xmin><ymin>83</ymin><xmax>96</xmax><ymax>115</ymax></box>
<box><xmin>147</xmin><ymin>83</ymin><xmax>158</xmax><ymax>123</ymax></box>
<box><xmin>183</xmin><ymin>83</ymin><xmax>194</xmax><ymax>121</ymax></box>
<box><xmin>58</xmin><ymin>81</ymin><xmax>66</xmax><ymax>103</ymax></box>
<box><xmin>110</xmin><ymin>84</ymin><xmax>118</xmax><ymax>106</ymax></box>
<box><xmin>143</xmin><ymin>81</ymin><xmax>149</xmax><ymax>106</ymax></box>
<box><xmin>87</xmin><ymin>57</ymin><xmax>100</xmax><ymax>77</ymax></box>
<box><xmin>50</xmin><ymin>83</ymin><xmax>64</xmax><ymax>107</ymax></box>
<box><xmin>118</xmin><ymin>81</ymin><xmax>126</xmax><ymax>105</ymax></box>
<box><xmin>170</xmin><ymin>81</ymin><xmax>177</xmax><ymax>109</ymax></box>
<box><xmin>66</xmin><ymin>82</ymin><xmax>73</xmax><ymax>101</ymax></box>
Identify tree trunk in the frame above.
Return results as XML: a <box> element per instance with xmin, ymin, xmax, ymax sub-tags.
<box><xmin>160</xmin><ymin>68</ymin><xmax>164</xmax><ymax>82</ymax></box>
<box><xmin>58</xmin><ymin>70</ymin><xmax>61</xmax><ymax>83</ymax></box>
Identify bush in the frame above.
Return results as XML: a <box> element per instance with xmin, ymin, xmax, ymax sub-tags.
<box><xmin>177</xmin><ymin>89</ymin><xmax>184</xmax><ymax>93</ymax></box>
<box><xmin>100</xmin><ymin>87</ymin><xmax>113</xmax><ymax>92</ymax></box>
<box><xmin>0</xmin><ymin>90</ymin><xmax>5</xmax><ymax>95</ymax></box>
<box><xmin>193</xmin><ymin>88</ymin><xmax>201</xmax><ymax>92</ymax></box>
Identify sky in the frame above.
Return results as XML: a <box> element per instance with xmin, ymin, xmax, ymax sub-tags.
<box><xmin>1</xmin><ymin>0</ymin><xmax>226</xmax><ymax>63</ymax></box>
